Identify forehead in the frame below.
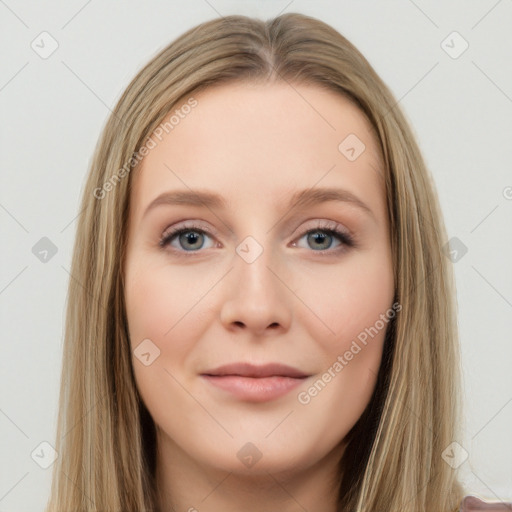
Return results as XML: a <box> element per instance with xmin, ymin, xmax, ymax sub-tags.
<box><xmin>130</xmin><ymin>81</ymin><xmax>385</xmax><ymax>218</ymax></box>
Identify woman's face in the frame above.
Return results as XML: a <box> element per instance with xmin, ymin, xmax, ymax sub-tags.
<box><xmin>124</xmin><ymin>81</ymin><xmax>395</xmax><ymax>477</ymax></box>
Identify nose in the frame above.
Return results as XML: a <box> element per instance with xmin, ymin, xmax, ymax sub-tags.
<box><xmin>220</xmin><ymin>242</ymin><xmax>292</xmax><ymax>337</ymax></box>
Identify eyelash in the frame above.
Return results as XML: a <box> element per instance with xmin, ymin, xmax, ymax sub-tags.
<box><xmin>158</xmin><ymin>221</ymin><xmax>355</xmax><ymax>257</ymax></box>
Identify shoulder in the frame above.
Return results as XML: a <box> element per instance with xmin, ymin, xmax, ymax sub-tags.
<box><xmin>460</xmin><ymin>494</ymin><xmax>512</xmax><ymax>510</ymax></box>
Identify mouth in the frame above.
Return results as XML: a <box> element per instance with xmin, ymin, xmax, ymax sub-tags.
<box><xmin>200</xmin><ymin>362</ymin><xmax>311</xmax><ymax>402</ymax></box>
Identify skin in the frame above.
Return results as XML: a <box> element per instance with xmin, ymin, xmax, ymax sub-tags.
<box><xmin>123</xmin><ymin>81</ymin><xmax>395</xmax><ymax>512</ymax></box>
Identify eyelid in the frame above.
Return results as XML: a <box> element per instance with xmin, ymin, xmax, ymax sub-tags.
<box><xmin>292</xmin><ymin>218</ymin><xmax>350</xmax><ymax>238</ymax></box>
<box><xmin>160</xmin><ymin>220</ymin><xmax>217</xmax><ymax>242</ymax></box>
<box><xmin>292</xmin><ymin>219</ymin><xmax>355</xmax><ymax>251</ymax></box>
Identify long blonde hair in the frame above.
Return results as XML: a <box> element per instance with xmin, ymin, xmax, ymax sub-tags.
<box><xmin>46</xmin><ymin>12</ymin><xmax>465</xmax><ymax>511</ymax></box>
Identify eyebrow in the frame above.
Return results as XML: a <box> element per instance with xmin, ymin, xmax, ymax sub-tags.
<box><xmin>142</xmin><ymin>187</ymin><xmax>375</xmax><ymax>220</ymax></box>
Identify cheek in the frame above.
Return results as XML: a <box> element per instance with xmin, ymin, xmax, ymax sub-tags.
<box><xmin>291</xmin><ymin>250</ymin><xmax>394</xmax><ymax>418</ymax></box>
<box><xmin>124</xmin><ymin>262</ymin><xmax>210</xmax><ymax>429</ymax></box>
<box><xmin>124</xmin><ymin>262</ymin><xmax>205</xmax><ymax>386</ymax></box>
<box><xmin>125</xmin><ymin>260</ymin><xmax>208</xmax><ymax>342</ymax></box>
<box><xmin>292</xmin><ymin>267</ymin><xmax>393</xmax><ymax>452</ymax></box>
<box><xmin>124</xmin><ymin>259</ymin><xmax>227</xmax><ymax>394</ymax></box>
<box><xmin>295</xmin><ymin>250</ymin><xmax>394</xmax><ymax>354</ymax></box>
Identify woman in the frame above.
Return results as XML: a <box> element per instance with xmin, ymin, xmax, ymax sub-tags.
<box><xmin>45</xmin><ymin>12</ymin><xmax>508</xmax><ymax>512</ymax></box>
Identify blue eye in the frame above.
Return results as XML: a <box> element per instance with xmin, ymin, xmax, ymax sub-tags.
<box><xmin>159</xmin><ymin>222</ymin><xmax>355</xmax><ymax>255</ymax></box>
<box><xmin>296</xmin><ymin>228</ymin><xmax>354</xmax><ymax>251</ymax></box>
<box><xmin>159</xmin><ymin>226</ymin><xmax>215</xmax><ymax>252</ymax></box>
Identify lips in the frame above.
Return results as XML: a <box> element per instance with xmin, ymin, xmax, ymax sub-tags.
<box><xmin>201</xmin><ymin>362</ymin><xmax>310</xmax><ymax>379</ymax></box>
<box><xmin>200</xmin><ymin>362</ymin><xmax>310</xmax><ymax>402</ymax></box>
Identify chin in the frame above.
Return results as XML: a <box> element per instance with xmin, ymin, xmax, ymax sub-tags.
<box><xmin>186</xmin><ymin>435</ymin><xmax>328</xmax><ymax>479</ymax></box>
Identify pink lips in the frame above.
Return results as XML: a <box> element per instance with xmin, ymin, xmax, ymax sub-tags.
<box><xmin>201</xmin><ymin>362</ymin><xmax>310</xmax><ymax>402</ymax></box>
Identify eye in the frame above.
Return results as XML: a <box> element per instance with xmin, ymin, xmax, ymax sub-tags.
<box><xmin>159</xmin><ymin>223</ymin><xmax>216</xmax><ymax>253</ymax></box>
<box><xmin>293</xmin><ymin>221</ymin><xmax>355</xmax><ymax>253</ymax></box>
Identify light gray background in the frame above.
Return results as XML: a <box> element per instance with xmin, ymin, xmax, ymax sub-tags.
<box><xmin>1</xmin><ymin>1</ymin><xmax>511</xmax><ymax>510</ymax></box>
